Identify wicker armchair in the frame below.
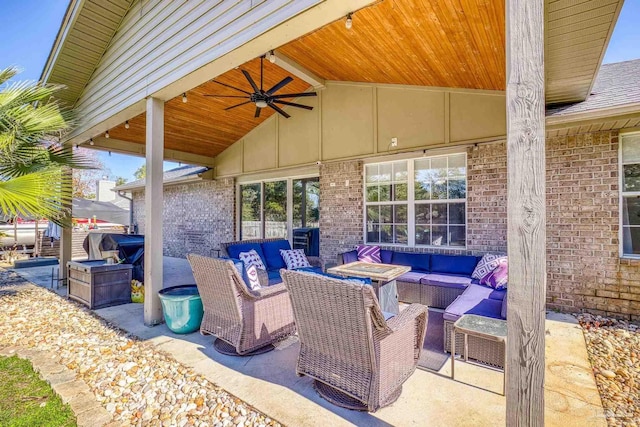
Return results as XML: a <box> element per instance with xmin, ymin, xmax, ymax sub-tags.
<box><xmin>281</xmin><ymin>269</ymin><xmax>428</xmax><ymax>412</ymax></box>
<box><xmin>187</xmin><ymin>254</ymin><xmax>296</xmax><ymax>356</ymax></box>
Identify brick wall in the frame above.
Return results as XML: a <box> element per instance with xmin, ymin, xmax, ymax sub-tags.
<box><xmin>546</xmin><ymin>130</ymin><xmax>640</xmax><ymax>320</ymax></box>
<box><xmin>317</xmin><ymin>133</ymin><xmax>640</xmax><ymax>320</ymax></box>
<box><xmin>319</xmin><ymin>160</ymin><xmax>364</xmax><ymax>265</ymax></box>
<box><xmin>131</xmin><ymin>178</ymin><xmax>235</xmax><ymax>258</ymax></box>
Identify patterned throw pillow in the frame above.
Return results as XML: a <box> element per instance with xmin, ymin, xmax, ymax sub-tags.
<box><xmin>357</xmin><ymin>245</ymin><xmax>382</xmax><ymax>263</ymax></box>
<box><xmin>245</xmin><ymin>265</ymin><xmax>261</xmax><ymax>290</ymax></box>
<box><xmin>238</xmin><ymin>249</ymin><xmax>266</xmax><ymax>271</ymax></box>
<box><xmin>280</xmin><ymin>249</ymin><xmax>311</xmax><ymax>270</ymax></box>
<box><xmin>480</xmin><ymin>258</ymin><xmax>508</xmax><ymax>290</ymax></box>
<box><xmin>472</xmin><ymin>253</ymin><xmax>507</xmax><ymax>279</ymax></box>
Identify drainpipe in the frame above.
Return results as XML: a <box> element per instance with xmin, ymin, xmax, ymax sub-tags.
<box><xmin>117</xmin><ymin>191</ymin><xmax>134</xmax><ymax>234</ymax></box>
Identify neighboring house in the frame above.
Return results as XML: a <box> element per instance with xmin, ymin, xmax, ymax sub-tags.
<box><xmin>41</xmin><ymin>0</ymin><xmax>638</xmax><ymax>325</ymax></box>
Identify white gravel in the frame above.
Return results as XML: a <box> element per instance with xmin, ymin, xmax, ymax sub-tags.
<box><xmin>577</xmin><ymin>313</ymin><xmax>640</xmax><ymax>427</ymax></box>
<box><xmin>0</xmin><ymin>269</ymin><xmax>283</xmax><ymax>427</ymax></box>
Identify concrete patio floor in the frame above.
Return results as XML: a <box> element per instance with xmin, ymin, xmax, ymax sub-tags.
<box><xmin>12</xmin><ymin>257</ymin><xmax>606</xmax><ymax>426</ymax></box>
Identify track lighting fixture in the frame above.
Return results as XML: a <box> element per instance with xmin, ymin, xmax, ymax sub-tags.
<box><xmin>89</xmin><ymin>138</ymin><xmax>94</xmax><ymax>146</ymax></box>
<box><xmin>125</xmin><ymin>120</ymin><xmax>130</xmax><ymax>129</ymax></box>
<box><xmin>74</xmin><ymin>144</ymin><xmax>78</xmax><ymax>149</ymax></box>
<box><xmin>345</xmin><ymin>13</ymin><xmax>353</xmax><ymax>29</ymax></box>
<box><xmin>182</xmin><ymin>93</ymin><xmax>187</xmax><ymax>103</ymax></box>
<box><xmin>268</xmin><ymin>50</ymin><xmax>276</xmax><ymax>63</ymax></box>
<box><xmin>105</xmin><ymin>130</ymin><xmax>110</xmax><ymax>139</ymax></box>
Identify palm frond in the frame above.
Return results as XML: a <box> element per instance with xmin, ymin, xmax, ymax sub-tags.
<box><xmin>0</xmin><ymin>67</ymin><xmax>20</xmax><ymax>87</ymax></box>
<box><xmin>0</xmin><ymin>168</ymin><xmax>71</xmax><ymax>225</ymax></box>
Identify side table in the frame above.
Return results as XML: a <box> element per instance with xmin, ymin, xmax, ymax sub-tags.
<box><xmin>451</xmin><ymin>314</ymin><xmax>507</xmax><ymax>395</ymax></box>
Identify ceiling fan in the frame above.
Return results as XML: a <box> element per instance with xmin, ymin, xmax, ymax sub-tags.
<box><xmin>204</xmin><ymin>56</ymin><xmax>316</xmax><ymax>119</ymax></box>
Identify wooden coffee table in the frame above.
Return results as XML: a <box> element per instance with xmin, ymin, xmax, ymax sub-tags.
<box><xmin>327</xmin><ymin>261</ymin><xmax>410</xmax><ymax>315</ymax></box>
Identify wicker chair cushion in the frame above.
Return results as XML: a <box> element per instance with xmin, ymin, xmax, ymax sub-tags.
<box><xmin>227</xmin><ymin>243</ymin><xmax>267</xmax><ymax>266</ymax></box>
<box><xmin>267</xmin><ymin>269</ymin><xmax>283</xmax><ymax>286</ymax></box>
<box><xmin>261</xmin><ymin>239</ymin><xmax>291</xmax><ymax>270</ymax></box>
<box><xmin>431</xmin><ymin>254</ymin><xmax>479</xmax><ymax>275</ymax></box>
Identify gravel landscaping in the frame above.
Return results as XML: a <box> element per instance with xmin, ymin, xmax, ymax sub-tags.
<box><xmin>577</xmin><ymin>313</ymin><xmax>640</xmax><ymax>427</ymax></box>
<box><xmin>0</xmin><ymin>269</ymin><xmax>282</xmax><ymax>427</ymax></box>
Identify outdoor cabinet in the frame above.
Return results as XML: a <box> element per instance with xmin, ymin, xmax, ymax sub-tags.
<box><xmin>67</xmin><ymin>260</ymin><xmax>132</xmax><ymax>309</ymax></box>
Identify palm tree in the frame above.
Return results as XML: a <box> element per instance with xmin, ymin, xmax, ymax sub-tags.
<box><xmin>0</xmin><ymin>67</ymin><xmax>91</xmax><ymax>225</ymax></box>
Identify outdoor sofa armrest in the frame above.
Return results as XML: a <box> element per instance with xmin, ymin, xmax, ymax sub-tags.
<box><xmin>256</xmin><ymin>268</ymin><xmax>269</xmax><ymax>287</ymax></box>
<box><xmin>307</xmin><ymin>256</ymin><xmax>322</xmax><ymax>268</ymax></box>
<box><xmin>385</xmin><ymin>303</ymin><xmax>428</xmax><ymax>334</ymax></box>
<box><xmin>253</xmin><ymin>282</ymin><xmax>289</xmax><ymax>299</ymax></box>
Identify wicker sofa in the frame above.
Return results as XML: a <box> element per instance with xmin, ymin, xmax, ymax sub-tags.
<box><xmin>221</xmin><ymin>238</ymin><xmax>322</xmax><ymax>285</ymax></box>
<box><xmin>338</xmin><ymin>248</ymin><xmax>507</xmax><ymax>368</ymax></box>
<box><xmin>281</xmin><ymin>269</ymin><xmax>427</xmax><ymax>412</ymax></box>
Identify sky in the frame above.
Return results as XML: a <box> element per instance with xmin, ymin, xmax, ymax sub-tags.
<box><xmin>1</xmin><ymin>0</ymin><xmax>639</xmax><ymax>181</ymax></box>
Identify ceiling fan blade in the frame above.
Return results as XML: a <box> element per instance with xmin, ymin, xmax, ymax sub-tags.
<box><xmin>241</xmin><ymin>69</ymin><xmax>260</xmax><ymax>93</ymax></box>
<box><xmin>204</xmin><ymin>94</ymin><xmax>249</xmax><ymax>99</ymax></box>
<box><xmin>255</xmin><ymin>107</ymin><xmax>261</xmax><ymax>118</ymax></box>
<box><xmin>224</xmin><ymin>101</ymin><xmax>252</xmax><ymax>111</ymax></box>
<box><xmin>273</xmin><ymin>100</ymin><xmax>313</xmax><ymax>110</ymax></box>
<box><xmin>270</xmin><ymin>92</ymin><xmax>317</xmax><ymax>99</ymax></box>
<box><xmin>212</xmin><ymin>80</ymin><xmax>252</xmax><ymax>95</ymax></box>
<box><xmin>268</xmin><ymin>103</ymin><xmax>291</xmax><ymax>119</ymax></box>
<box><xmin>266</xmin><ymin>76</ymin><xmax>293</xmax><ymax>95</ymax></box>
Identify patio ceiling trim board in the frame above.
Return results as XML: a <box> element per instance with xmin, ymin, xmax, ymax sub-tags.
<box><xmin>86</xmin><ymin>137</ymin><xmax>216</xmax><ymax>168</ymax></box>
<box><xmin>272</xmin><ymin>51</ymin><xmax>325</xmax><ymax>89</ymax></box>
<box><xmin>115</xmin><ymin>169</ymin><xmax>214</xmax><ymax>192</ymax></box>
<box><xmin>65</xmin><ymin>0</ymin><xmax>376</xmax><ymax>146</ymax></box>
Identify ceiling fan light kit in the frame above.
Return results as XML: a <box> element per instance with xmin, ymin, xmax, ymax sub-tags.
<box><xmin>203</xmin><ymin>56</ymin><xmax>317</xmax><ymax>119</ymax></box>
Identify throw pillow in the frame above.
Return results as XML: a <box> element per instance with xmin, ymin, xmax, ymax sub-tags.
<box><xmin>480</xmin><ymin>258</ymin><xmax>508</xmax><ymax>290</ymax></box>
<box><xmin>245</xmin><ymin>265</ymin><xmax>262</xmax><ymax>290</ymax></box>
<box><xmin>238</xmin><ymin>249</ymin><xmax>266</xmax><ymax>271</ymax></box>
<box><xmin>472</xmin><ymin>253</ymin><xmax>507</xmax><ymax>279</ymax></box>
<box><xmin>280</xmin><ymin>249</ymin><xmax>311</xmax><ymax>269</ymax></box>
<box><xmin>357</xmin><ymin>245</ymin><xmax>382</xmax><ymax>263</ymax></box>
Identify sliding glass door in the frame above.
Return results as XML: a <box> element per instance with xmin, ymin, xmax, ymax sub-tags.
<box><xmin>239</xmin><ymin>177</ymin><xmax>319</xmax><ymax>241</ymax></box>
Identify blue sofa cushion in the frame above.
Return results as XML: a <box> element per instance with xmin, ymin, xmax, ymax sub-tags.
<box><xmin>380</xmin><ymin>249</ymin><xmax>393</xmax><ymax>264</ymax></box>
<box><xmin>227</xmin><ymin>243</ymin><xmax>267</xmax><ymax>267</ymax></box>
<box><xmin>391</xmin><ymin>252</ymin><xmax>430</xmax><ymax>272</ymax></box>
<box><xmin>261</xmin><ymin>240</ymin><xmax>291</xmax><ymax>270</ymax></box>
<box><xmin>443</xmin><ymin>297</ymin><xmax>504</xmax><ymax>322</ymax></box>
<box><xmin>342</xmin><ymin>250</ymin><xmax>358</xmax><ymax>264</ymax></box>
<box><xmin>461</xmin><ymin>282</ymin><xmax>507</xmax><ymax>301</ymax></box>
<box><xmin>430</xmin><ymin>254</ymin><xmax>479</xmax><ymax>276</ymax></box>
<box><xmin>420</xmin><ymin>273</ymin><xmax>473</xmax><ymax>290</ymax></box>
<box><xmin>267</xmin><ymin>269</ymin><xmax>283</xmax><ymax>286</ymax></box>
<box><xmin>397</xmin><ymin>271</ymin><xmax>429</xmax><ymax>284</ymax></box>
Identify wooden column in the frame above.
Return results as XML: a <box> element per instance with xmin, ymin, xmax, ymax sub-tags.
<box><xmin>59</xmin><ymin>170</ymin><xmax>72</xmax><ymax>281</ymax></box>
<box><xmin>144</xmin><ymin>97</ymin><xmax>164</xmax><ymax>326</ymax></box>
<box><xmin>505</xmin><ymin>0</ymin><xmax>546</xmax><ymax>425</ymax></box>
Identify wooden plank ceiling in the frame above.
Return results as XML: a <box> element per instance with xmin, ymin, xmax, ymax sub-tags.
<box><xmin>108</xmin><ymin>0</ymin><xmax>505</xmax><ymax>158</ymax></box>
<box><xmin>279</xmin><ymin>0</ymin><xmax>505</xmax><ymax>90</ymax></box>
<box><xmin>108</xmin><ymin>57</ymin><xmax>311</xmax><ymax>157</ymax></box>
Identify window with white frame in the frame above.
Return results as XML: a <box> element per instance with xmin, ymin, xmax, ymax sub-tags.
<box><xmin>364</xmin><ymin>153</ymin><xmax>466</xmax><ymax>247</ymax></box>
<box><xmin>621</xmin><ymin>132</ymin><xmax>640</xmax><ymax>257</ymax></box>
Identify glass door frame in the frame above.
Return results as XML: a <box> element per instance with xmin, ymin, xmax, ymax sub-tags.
<box><xmin>236</xmin><ymin>173</ymin><xmax>319</xmax><ymax>242</ymax></box>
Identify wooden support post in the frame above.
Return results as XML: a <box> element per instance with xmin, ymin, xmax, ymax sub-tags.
<box><xmin>59</xmin><ymin>170</ymin><xmax>72</xmax><ymax>281</ymax></box>
<box><xmin>144</xmin><ymin>97</ymin><xmax>164</xmax><ymax>326</ymax></box>
<box><xmin>505</xmin><ymin>0</ymin><xmax>546</xmax><ymax>425</ymax></box>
